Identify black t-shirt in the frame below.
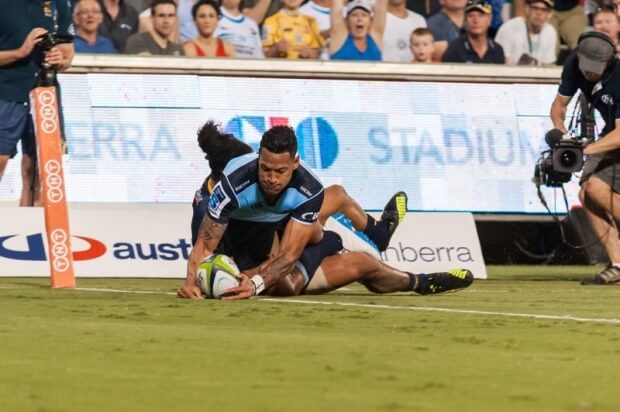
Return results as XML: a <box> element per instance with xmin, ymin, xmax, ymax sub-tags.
<box><xmin>97</xmin><ymin>0</ymin><xmax>139</xmax><ymax>53</ymax></box>
<box><xmin>407</xmin><ymin>0</ymin><xmax>441</xmax><ymax>18</ymax></box>
<box><xmin>0</xmin><ymin>0</ymin><xmax>72</xmax><ymax>102</ymax></box>
<box><xmin>554</xmin><ymin>0</ymin><xmax>579</xmax><ymax>12</ymax></box>
<box><xmin>441</xmin><ymin>34</ymin><xmax>505</xmax><ymax>64</ymax></box>
<box><xmin>558</xmin><ymin>52</ymin><xmax>620</xmax><ymax>136</ymax></box>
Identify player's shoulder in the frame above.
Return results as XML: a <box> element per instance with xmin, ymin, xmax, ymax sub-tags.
<box><xmin>222</xmin><ymin>153</ymin><xmax>259</xmax><ymax>189</ymax></box>
<box><xmin>290</xmin><ymin>160</ymin><xmax>324</xmax><ymax>199</ymax></box>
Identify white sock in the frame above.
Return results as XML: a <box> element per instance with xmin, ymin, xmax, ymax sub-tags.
<box><xmin>612</xmin><ymin>263</ymin><xmax>620</xmax><ymax>269</ymax></box>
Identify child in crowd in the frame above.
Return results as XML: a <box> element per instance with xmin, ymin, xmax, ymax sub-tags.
<box><xmin>410</xmin><ymin>27</ymin><xmax>435</xmax><ymax>63</ymax></box>
<box><xmin>262</xmin><ymin>0</ymin><xmax>325</xmax><ymax>59</ymax></box>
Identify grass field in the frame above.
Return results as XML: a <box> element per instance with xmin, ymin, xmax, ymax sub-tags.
<box><xmin>2</xmin><ymin>265</ymin><xmax>620</xmax><ymax>412</ymax></box>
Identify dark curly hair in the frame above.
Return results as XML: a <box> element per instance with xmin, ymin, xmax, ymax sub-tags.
<box><xmin>259</xmin><ymin>125</ymin><xmax>297</xmax><ymax>157</ymax></box>
<box><xmin>197</xmin><ymin>120</ymin><xmax>253</xmax><ymax>181</ymax></box>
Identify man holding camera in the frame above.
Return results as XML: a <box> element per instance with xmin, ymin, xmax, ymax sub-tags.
<box><xmin>0</xmin><ymin>0</ymin><xmax>74</xmax><ymax>206</ymax></box>
<box><xmin>550</xmin><ymin>31</ymin><xmax>620</xmax><ymax>285</ymax></box>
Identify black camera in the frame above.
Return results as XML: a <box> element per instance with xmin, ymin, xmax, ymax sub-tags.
<box><xmin>34</xmin><ymin>32</ymin><xmax>73</xmax><ymax>88</ymax></box>
<box><xmin>533</xmin><ymin>129</ymin><xmax>585</xmax><ymax>187</ymax></box>
<box><xmin>37</xmin><ymin>32</ymin><xmax>74</xmax><ymax>55</ymax></box>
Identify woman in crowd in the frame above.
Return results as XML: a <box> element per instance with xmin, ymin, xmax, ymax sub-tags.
<box><xmin>329</xmin><ymin>0</ymin><xmax>387</xmax><ymax>60</ymax></box>
<box><xmin>183</xmin><ymin>0</ymin><xmax>236</xmax><ymax>57</ymax></box>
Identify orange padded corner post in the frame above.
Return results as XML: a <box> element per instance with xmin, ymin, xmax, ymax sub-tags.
<box><xmin>30</xmin><ymin>86</ymin><xmax>75</xmax><ymax>288</ymax></box>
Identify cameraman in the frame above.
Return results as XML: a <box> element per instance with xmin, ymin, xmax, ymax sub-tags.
<box><xmin>0</xmin><ymin>1</ymin><xmax>74</xmax><ymax>206</ymax></box>
<box><xmin>550</xmin><ymin>31</ymin><xmax>620</xmax><ymax>285</ymax></box>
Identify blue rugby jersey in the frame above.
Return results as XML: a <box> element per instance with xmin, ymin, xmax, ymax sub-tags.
<box><xmin>207</xmin><ymin>153</ymin><xmax>324</xmax><ymax>225</ymax></box>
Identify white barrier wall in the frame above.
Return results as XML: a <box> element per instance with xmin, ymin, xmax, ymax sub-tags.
<box><xmin>0</xmin><ymin>207</ymin><xmax>485</xmax><ymax>279</ymax></box>
<box><xmin>0</xmin><ymin>72</ymin><xmax>589</xmax><ymax>214</ymax></box>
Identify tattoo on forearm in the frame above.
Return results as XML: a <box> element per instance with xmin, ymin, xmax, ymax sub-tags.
<box><xmin>198</xmin><ymin>218</ymin><xmax>226</xmax><ymax>242</ymax></box>
<box><xmin>262</xmin><ymin>253</ymin><xmax>295</xmax><ymax>287</ymax></box>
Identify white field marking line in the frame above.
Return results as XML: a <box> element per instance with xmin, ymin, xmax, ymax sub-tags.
<box><xmin>261</xmin><ymin>298</ymin><xmax>620</xmax><ymax>325</ymax></box>
<box><xmin>71</xmin><ymin>287</ymin><xmax>620</xmax><ymax>325</ymax></box>
<box><xmin>76</xmin><ymin>287</ymin><xmax>176</xmax><ymax>296</ymax></box>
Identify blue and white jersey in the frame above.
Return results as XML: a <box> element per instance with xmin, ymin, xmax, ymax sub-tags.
<box><xmin>215</xmin><ymin>9</ymin><xmax>264</xmax><ymax>58</ymax></box>
<box><xmin>299</xmin><ymin>1</ymin><xmax>331</xmax><ymax>33</ymax></box>
<box><xmin>207</xmin><ymin>153</ymin><xmax>324</xmax><ymax>225</ymax></box>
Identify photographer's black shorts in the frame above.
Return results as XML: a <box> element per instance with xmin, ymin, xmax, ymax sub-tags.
<box><xmin>580</xmin><ymin>152</ymin><xmax>620</xmax><ymax>193</ymax></box>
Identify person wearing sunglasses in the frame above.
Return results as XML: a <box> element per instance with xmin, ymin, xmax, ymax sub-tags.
<box><xmin>494</xmin><ymin>0</ymin><xmax>556</xmax><ymax>66</ymax></box>
<box><xmin>441</xmin><ymin>0</ymin><xmax>505</xmax><ymax>63</ymax></box>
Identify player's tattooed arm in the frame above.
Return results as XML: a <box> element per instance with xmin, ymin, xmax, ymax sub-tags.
<box><xmin>257</xmin><ymin>218</ymin><xmax>319</xmax><ymax>290</ymax></box>
<box><xmin>178</xmin><ymin>216</ymin><xmax>227</xmax><ymax>299</ymax></box>
<box><xmin>186</xmin><ymin>215</ymin><xmax>227</xmax><ymax>282</ymax></box>
<box><xmin>258</xmin><ymin>253</ymin><xmax>296</xmax><ymax>289</ymax></box>
<box><xmin>198</xmin><ymin>216</ymin><xmax>227</xmax><ymax>243</ymax></box>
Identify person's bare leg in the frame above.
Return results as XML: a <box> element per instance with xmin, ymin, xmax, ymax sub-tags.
<box><xmin>584</xmin><ymin>176</ymin><xmax>620</xmax><ymax>225</ymax></box>
<box><xmin>20</xmin><ymin>153</ymin><xmax>39</xmax><ymax>207</ymax></box>
<box><xmin>0</xmin><ymin>155</ymin><xmax>9</xmax><ymax>184</ymax></box>
<box><xmin>306</xmin><ymin>252</ymin><xmax>410</xmax><ymax>294</ymax></box>
<box><xmin>580</xmin><ymin>183</ymin><xmax>620</xmax><ymax>263</ymax></box>
<box><xmin>319</xmin><ymin>185</ymin><xmax>368</xmax><ymax>229</ymax></box>
<box><xmin>306</xmin><ymin>252</ymin><xmax>473</xmax><ymax>295</ymax></box>
<box><xmin>319</xmin><ymin>185</ymin><xmax>407</xmax><ymax>251</ymax></box>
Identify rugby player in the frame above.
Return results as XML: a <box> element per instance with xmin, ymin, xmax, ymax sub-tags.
<box><xmin>189</xmin><ymin>120</ymin><xmax>405</xmax><ymax>252</ymax></box>
<box><xmin>178</xmin><ymin>121</ymin><xmax>474</xmax><ymax>299</ymax></box>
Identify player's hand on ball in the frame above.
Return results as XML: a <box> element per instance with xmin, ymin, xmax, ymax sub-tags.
<box><xmin>176</xmin><ymin>283</ymin><xmax>203</xmax><ymax>299</ymax></box>
<box><xmin>221</xmin><ymin>273</ymin><xmax>254</xmax><ymax>300</ymax></box>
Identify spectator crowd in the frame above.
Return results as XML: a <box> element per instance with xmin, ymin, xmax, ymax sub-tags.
<box><xmin>70</xmin><ymin>0</ymin><xmax>620</xmax><ymax>64</ymax></box>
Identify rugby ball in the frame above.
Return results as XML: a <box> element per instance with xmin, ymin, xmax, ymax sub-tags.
<box><xmin>196</xmin><ymin>254</ymin><xmax>240</xmax><ymax>299</ymax></box>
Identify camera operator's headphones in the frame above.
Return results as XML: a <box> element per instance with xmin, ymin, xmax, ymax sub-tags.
<box><xmin>577</xmin><ymin>31</ymin><xmax>617</xmax><ymax>70</ymax></box>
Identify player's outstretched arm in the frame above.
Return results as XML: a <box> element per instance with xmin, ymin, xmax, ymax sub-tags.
<box><xmin>178</xmin><ymin>215</ymin><xmax>227</xmax><ymax>299</ymax></box>
<box><xmin>223</xmin><ymin>219</ymin><xmax>319</xmax><ymax>300</ymax></box>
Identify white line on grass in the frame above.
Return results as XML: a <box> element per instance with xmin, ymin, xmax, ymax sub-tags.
<box><xmin>74</xmin><ymin>287</ymin><xmax>620</xmax><ymax>325</ymax></box>
<box><xmin>76</xmin><ymin>287</ymin><xmax>176</xmax><ymax>295</ymax></box>
<box><xmin>261</xmin><ymin>298</ymin><xmax>620</xmax><ymax>325</ymax></box>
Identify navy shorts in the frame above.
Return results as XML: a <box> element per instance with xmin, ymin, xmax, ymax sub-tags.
<box><xmin>0</xmin><ymin>100</ymin><xmax>36</xmax><ymax>158</ymax></box>
<box><xmin>297</xmin><ymin>231</ymin><xmax>343</xmax><ymax>287</ymax></box>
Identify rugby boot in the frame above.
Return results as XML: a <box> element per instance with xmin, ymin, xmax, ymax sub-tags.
<box><xmin>416</xmin><ymin>269</ymin><xmax>474</xmax><ymax>295</ymax></box>
<box><xmin>376</xmin><ymin>191</ymin><xmax>408</xmax><ymax>251</ymax></box>
<box><xmin>580</xmin><ymin>265</ymin><xmax>620</xmax><ymax>285</ymax></box>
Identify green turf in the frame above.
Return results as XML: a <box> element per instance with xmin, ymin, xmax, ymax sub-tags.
<box><xmin>1</xmin><ymin>266</ymin><xmax>620</xmax><ymax>412</ymax></box>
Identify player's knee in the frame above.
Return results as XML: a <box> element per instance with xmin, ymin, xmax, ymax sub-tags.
<box><xmin>328</xmin><ymin>184</ymin><xmax>349</xmax><ymax>207</ymax></box>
